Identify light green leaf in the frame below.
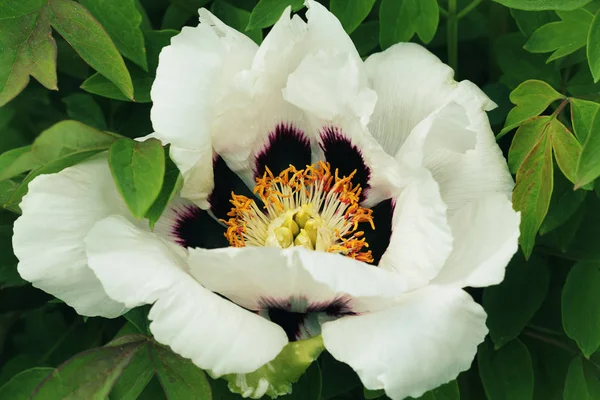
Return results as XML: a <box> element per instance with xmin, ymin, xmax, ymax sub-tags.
<box><xmin>31</xmin><ymin>120</ymin><xmax>116</xmax><ymax>163</ymax></box>
<box><xmin>524</xmin><ymin>9</ymin><xmax>593</xmax><ymax>62</ymax></box>
<box><xmin>247</xmin><ymin>0</ymin><xmax>304</xmax><ymax>30</ymax></box>
<box><xmin>499</xmin><ymin>79</ymin><xmax>565</xmax><ymax>138</ymax></box>
<box><xmin>0</xmin><ymin>180</ymin><xmax>19</xmax><ymax>211</ymax></box>
<box><xmin>411</xmin><ymin>381</ymin><xmax>460</xmax><ymax>400</ymax></box>
<box><xmin>81</xmin><ymin>30</ymin><xmax>177</xmax><ymax>102</ymax></box>
<box><xmin>224</xmin><ymin>335</ymin><xmax>324</xmax><ymax>398</ymax></box>
<box><xmin>564</xmin><ymin>357</ymin><xmax>600</xmax><ymax>399</ymax></box>
<box><xmin>48</xmin><ymin>0</ymin><xmax>134</xmax><ymax>99</ymax></box>
<box><xmin>540</xmin><ymin>171</ymin><xmax>587</xmax><ymax>235</ymax></box>
<box><xmin>550</xmin><ymin>118</ymin><xmax>582</xmax><ymax>184</ymax></box>
<box><xmin>150</xmin><ymin>344</ymin><xmax>212</xmax><ymax>399</ymax></box>
<box><xmin>0</xmin><ymin>3</ymin><xmax>57</xmax><ymax>107</ymax></box>
<box><xmin>478</xmin><ymin>339</ymin><xmax>534</xmax><ymax>400</ymax></box>
<box><xmin>79</xmin><ymin>0</ymin><xmax>148</xmax><ymax>71</ymax></box>
<box><xmin>508</xmin><ymin>116</ymin><xmax>551</xmax><ymax>174</ymax></box>
<box><xmin>32</xmin><ymin>341</ymin><xmax>143</xmax><ymax>399</ymax></box>
<box><xmin>570</xmin><ymin>98</ymin><xmax>600</xmax><ymax>142</ymax></box>
<box><xmin>110</xmin><ymin>343</ymin><xmax>154</xmax><ymax>400</ymax></box>
<box><xmin>330</xmin><ymin>0</ymin><xmax>376</xmax><ymax>34</ymax></box>
<box><xmin>146</xmin><ymin>153</ymin><xmax>183</xmax><ymax>227</ymax></box>
<box><xmin>62</xmin><ymin>93</ymin><xmax>107</xmax><ymax>130</ymax></box>
<box><xmin>211</xmin><ymin>0</ymin><xmax>262</xmax><ymax>44</ymax></box>
<box><xmin>510</xmin><ymin>9</ymin><xmax>558</xmax><ymax>37</ymax></box>
<box><xmin>577</xmin><ymin>108</ymin><xmax>600</xmax><ymax>187</ymax></box>
<box><xmin>0</xmin><ymin>367</ymin><xmax>53</xmax><ymax>400</ymax></box>
<box><xmin>109</xmin><ymin>138</ymin><xmax>165</xmax><ymax>219</ymax></box>
<box><xmin>483</xmin><ymin>253</ymin><xmax>549</xmax><ymax>348</ymax></box>
<box><xmin>0</xmin><ymin>146</ymin><xmax>41</xmax><ymax>182</ymax></box>
<box><xmin>379</xmin><ymin>0</ymin><xmax>439</xmax><ymax>49</ymax></box>
<box><xmin>588</xmin><ymin>10</ymin><xmax>600</xmax><ymax>83</ymax></box>
<box><xmin>513</xmin><ymin>131</ymin><xmax>553</xmax><ymax>258</ymax></box>
<box><xmin>562</xmin><ymin>262</ymin><xmax>600</xmax><ymax>357</ymax></box>
<box><xmin>493</xmin><ymin>0</ymin><xmax>593</xmax><ymax>10</ymax></box>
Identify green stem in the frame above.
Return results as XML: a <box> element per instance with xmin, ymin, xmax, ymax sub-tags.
<box><xmin>447</xmin><ymin>0</ymin><xmax>458</xmax><ymax>75</ymax></box>
<box><xmin>458</xmin><ymin>0</ymin><xmax>484</xmax><ymax>19</ymax></box>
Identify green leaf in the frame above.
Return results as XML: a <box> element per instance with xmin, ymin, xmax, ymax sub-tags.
<box><xmin>0</xmin><ymin>222</ymin><xmax>26</xmax><ymax>286</ymax></box>
<box><xmin>493</xmin><ymin>0</ymin><xmax>593</xmax><ymax>10</ymax></box>
<box><xmin>247</xmin><ymin>0</ymin><xmax>304</xmax><ymax>30</ymax></box>
<box><xmin>512</xmin><ymin>131</ymin><xmax>553</xmax><ymax>258</ymax></box>
<box><xmin>31</xmin><ymin>120</ymin><xmax>116</xmax><ymax>163</ymax></box>
<box><xmin>0</xmin><ymin>2</ymin><xmax>57</xmax><ymax>107</ymax></box>
<box><xmin>364</xmin><ymin>388</ymin><xmax>384</xmax><ymax>399</ymax></box>
<box><xmin>150</xmin><ymin>344</ymin><xmax>212</xmax><ymax>399</ymax></box>
<box><xmin>499</xmin><ymin>79</ymin><xmax>565</xmax><ymax>138</ymax></box>
<box><xmin>510</xmin><ymin>9</ymin><xmax>558</xmax><ymax>37</ymax></box>
<box><xmin>551</xmin><ymin>118</ymin><xmax>582</xmax><ymax>184</ymax></box>
<box><xmin>564</xmin><ymin>357</ymin><xmax>600</xmax><ymax>399</ymax></box>
<box><xmin>211</xmin><ymin>0</ymin><xmax>262</xmax><ymax>44</ymax></box>
<box><xmin>571</xmin><ymin>98</ymin><xmax>600</xmax><ymax>142</ymax></box>
<box><xmin>161</xmin><ymin>4</ymin><xmax>193</xmax><ymax>30</ymax></box>
<box><xmin>110</xmin><ymin>343</ymin><xmax>154</xmax><ymax>400</ymax></box>
<box><xmin>483</xmin><ymin>253</ymin><xmax>549</xmax><ymax>348</ymax></box>
<box><xmin>540</xmin><ymin>170</ymin><xmax>587</xmax><ymax>235</ymax></box>
<box><xmin>32</xmin><ymin>341</ymin><xmax>144</xmax><ymax>399</ymax></box>
<box><xmin>411</xmin><ymin>380</ymin><xmax>460</xmax><ymax>400</ymax></box>
<box><xmin>478</xmin><ymin>339</ymin><xmax>534</xmax><ymax>400</ymax></box>
<box><xmin>79</xmin><ymin>0</ymin><xmax>148</xmax><ymax>71</ymax></box>
<box><xmin>48</xmin><ymin>0</ymin><xmax>134</xmax><ymax>99</ymax></box>
<box><xmin>379</xmin><ymin>0</ymin><xmax>439</xmax><ymax>49</ymax></box>
<box><xmin>0</xmin><ymin>146</ymin><xmax>41</xmax><ymax>182</ymax></box>
<box><xmin>330</xmin><ymin>0</ymin><xmax>376</xmax><ymax>34</ymax></box>
<box><xmin>146</xmin><ymin>153</ymin><xmax>183</xmax><ymax>227</ymax></box>
<box><xmin>62</xmin><ymin>93</ymin><xmax>108</xmax><ymax>130</ymax></box>
<box><xmin>280</xmin><ymin>362</ymin><xmax>321</xmax><ymax>400</ymax></box>
<box><xmin>567</xmin><ymin>67</ymin><xmax>600</xmax><ymax>99</ymax></box>
<box><xmin>0</xmin><ymin>367</ymin><xmax>53</xmax><ymax>400</ymax></box>
<box><xmin>508</xmin><ymin>116</ymin><xmax>551</xmax><ymax>173</ymax></box>
<box><xmin>350</xmin><ymin>21</ymin><xmax>379</xmax><ymax>57</ymax></box>
<box><xmin>123</xmin><ymin>306</ymin><xmax>150</xmax><ymax>334</ymax></box>
<box><xmin>588</xmin><ymin>10</ymin><xmax>600</xmax><ymax>83</ymax></box>
<box><xmin>81</xmin><ymin>30</ymin><xmax>177</xmax><ymax>103</ymax></box>
<box><xmin>577</xmin><ymin>108</ymin><xmax>600</xmax><ymax>187</ymax></box>
<box><xmin>319</xmin><ymin>352</ymin><xmax>361</xmax><ymax>400</ymax></box>
<box><xmin>224</xmin><ymin>335</ymin><xmax>324</xmax><ymax>398</ymax></box>
<box><xmin>109</xmin><ymin>138</ymin><xmax>165</xmax><ymax>219</ymax></box>
<box><xmin>562</xmin><ymin>261</ymin><xmax>600</xmax><ymax>357</ymax></box>
<box><xmin>523</xmin><ymin>9</ymin><xmax>593</xmax><ymax>62</ymax></box>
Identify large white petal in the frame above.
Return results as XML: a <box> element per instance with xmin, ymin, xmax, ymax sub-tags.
<box><xmin>378</xmin><ymin>169</ymin><xmax>453</xmax><ymax>289</ymax></box>
<box><xmin>322</xmin><ymin>286</ymin><xmax>487</xmax><ymax>400</ymax></box>
<box><xmin>13</xmin><ymin>156</ymin><xmax>127</xmax><ymax>318</ymax></box>
<box><xmin>150</xmin><ymin>10</ymin><xmax>257</xmax><ymax>205</ymax></box>
<box><xmin>188</xmin><ymin>246</ymin><xmax>407</xmax><ymax>312</ymax></box>
<box><xmin>433</xmin><ymin>194</ymin><xmax>520</xmax><ymax>288</ymax></box>
<box><xmin>85</xmin><ymin>214</ymin><xmax>287</xmax><ymax>376</ymax></box>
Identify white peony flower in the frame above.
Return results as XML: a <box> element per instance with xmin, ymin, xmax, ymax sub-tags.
<box><xmin>12</xmin><ymin>1</ymin><xmax>520</xmax><ymax>399</ymax></box>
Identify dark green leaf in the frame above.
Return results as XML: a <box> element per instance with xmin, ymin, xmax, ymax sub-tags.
<box><xmin>364</xmin><ymin>388</ymin><xmax>384</xmax><ymax>399</ymax></box>
<box><xmin>512</xmin><ymin>130</ymin><xmax>553</xmax><ymax>258</ymax></box>
<box><xmin>145</xmin><ymin>153</ymin><xmax>182</xmax><ymax>227</ymax></box>
<box><xmin>0</xmin><ymin>146</ymin><xmax>41</xmax><ymax>182</ymax></box>
<box><xmin>161</xmin><ymin>4</ymin><xmax>193</xmax><ymax>30</ymax></box>
<box><xmin>123</xmin><ymin>306</ymin><xmax>150</xmax><ymax>334</ymax></box>
<box><xmin>350</xmin><ymin>21</ymin><xmax>379</xmax><ymax>57</ymax></box>
<box><xmin>411</xmin><ymin>381</ymin><xmax>460</xmax><ymax>400</ymax></box>
<box><xmin>150</xmin><ymin>344</ymin><xmax>212</xmax><ymax>399</ymax></box>
<box><xmin>510</xmin><ymin>9</ymin><xmax>558</xmax><ymax>37</ymax></box>
<box><xmin>280</xmin><ymin>362</ymin><xmax>321</xmax><ymax>400</ymax></box>
<box><xmin>211</xmin><ymin>0</ymin><xmax>262</xmax><ymax>44</ymax></box>
<box><xmin>478</xmin><ymin>339</ymin><xmax>534</xmax><ymax>400</ymax></box>
<box><xmin>62</xmin><ymin>93</ymin><xmax>107</xmax><ymax>130</ymax></box>
<box><xmin>577</xmin><ymin>107</ymin><xmax>600</xmax><ymax>187</ymax></box>
<box><xmin>247</xmin><ymin>0</ymin><xmax>304</xmax><ymax>30</ymax></box>
<box><xmin>0</xmin><ymin>223</ymin><xmax>25</xmax><ymax>286</ymax></box>
<box><xmin>0</xmin><ymin>367</ymin><xmax>53</xmax><ymax>400</ymax></box>
<box><xmin>109</xmin><ymin>138</ymin><xmax>165</xmax><ymax>218</ymax></box>
<box><xmin>483</xmin><ymin>253</ymin><xmax>549</xmax><ymax>348</ymax></box>
<box><xmin>110</xmin><ymin>343</ymin><xmax>154</xmax><ymax>400</ymax></box>
<box><xmin>499</xmin><ymin>79</ymin><xmax>565</xmax><ymax>138</ymax></box>
<box><xmin>330</xmin><ymin>0</ymin><xmax>376</xmax><ymax>34</ymax></box>
<box><xmin>32</xmin><ymin>341</ymin><xmax>143</xmax><ymax>399</ymax></box>
<box><xmin>224</xmin><ymin>335</ymin><xmax>324</xmax><ymax>398</ymax></box>
<box><xmin>562</xmin><ymin>261</ymin><xmax>600</xmax><ymax>357</ymax></box>
<box><xmin>79</xmin><ymin>0</ymin><xmax>148</xmax><ymax>71</ymax></box>
<box><xmin>570</xmin><ymin>98</ymin><xmax>599</xmax><ymax>142</ymax></box>
<box><xmin>379</xmin><ymin>0</ymin><xmax>439</xmax><ymax>49</ymax></box>
<box><xmin>319</xmin><ymin>352</ymin><xmax>361</xmax><ymax>400</ymax></box>
<box><xmin>49</xmin><ymin>0</ymin><xmax>134</xmax><ymax>99</ymax></box>
<box><xmin>588</xmin><ymin>10</ymin><xmax>600</xmax><ymax>83</ymax></box>
<box><xmin>169</xmin><ymin>0</ymin><xmax>211</xmax><ymax>14</ymax></box>
<box><xmin>0</xmin><ymin>2</ymin><xmax>57</xmax><ymax>107</ymax></box>
<box><xmin>567</xmin><ymin>67</ymin><xmax>600</xmax><ymax>99</ymax></box>
<box><xmin>523</xmin><ymin>9</ymin><xmax>593</xmax><ymax>62</ymax></box>
<box><xmin>493</xmin><ymin>0</ymin><xmax>593</xmax><ymax>10</ymax></box>
<box><xmin>540</xmin><ymin>170</ymin><xmax>587</xmax><ymax>235</ymax></box>
<box><xmin>564</xmin><ymin>357</ymin><xmax>600</xmax><ymax>399</ymax></box>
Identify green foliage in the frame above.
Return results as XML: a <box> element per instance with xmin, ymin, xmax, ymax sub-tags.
<box><xmin>246</xmin><ymin>0</ymin><xmax>303</xmax><ymax>30</ymax></box>
<box><xmin>379</xmin><ymin>0</ymin><xmax>439</xmax><ymax>49</ymax></box>
<box><xmin>492</xmin><ymin>0</ymin><xmax>593</xmax><ymax>11</ymax></box>
<box><xmin>563</xmin><ymin>357</ymin><xmax>600</xmax><ymax>399</ymax></box>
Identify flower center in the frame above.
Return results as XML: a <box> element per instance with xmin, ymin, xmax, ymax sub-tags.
<box><xmin>223</xmin><ymin>162</ymin><xmax>375</xmax><ymax>263</ymax></box>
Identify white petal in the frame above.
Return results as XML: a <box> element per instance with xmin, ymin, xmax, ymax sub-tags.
<box><xmin>149</xmin><ymin>273</ymin><xmax>288</xmax><ymax>377</ymax></box>
<box><xmin>433</xmin><ymin>195</ymin><xmax>520</xmax><ymax>287</ymax></box>
<box><xmin>365</xmin><ymin>42</ymin><xmax>494</xmax><ymax>158</ymax></box>
<box><xmin>13</xmin><ymin>156</ymin><xmax>127</xmax><ymax>318</ymax></box>
<box><xmin>85</xmin><ymin>214</ymin><xmax>287</xmax><ymax>375</ymax></box>
<box><xmin>379</xmin><ymin>169</ymin><xmax>453</xmax><ymax>288</ymax></box>
<box><xmin>188</xmin><ymin>246</ymin><xmax>407</xmax><ymax>312</ymax></box>
<box><xmin>169</xmin><ymin>145</ymin><xmax>214</xmax><ymax>209</ymax></box>
<box><xmin>322</xmin><ymin>286</ymin><xmax>488</xmax><ymax>400</ymax></box>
